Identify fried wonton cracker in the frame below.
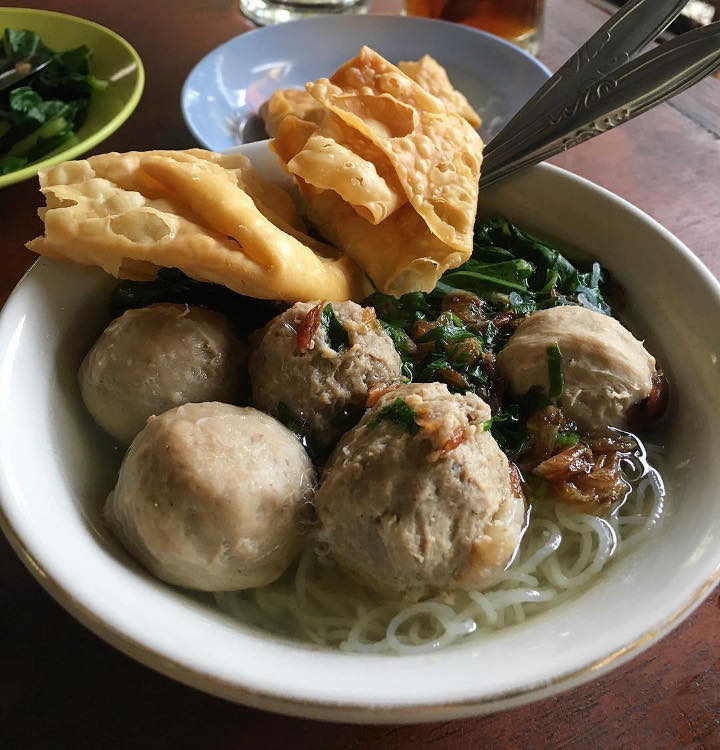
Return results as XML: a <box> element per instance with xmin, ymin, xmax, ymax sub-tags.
<box><xmin>261</xmin><ymin>55</ymin><xmax>481</xmax><ymax>134</ymax></box>
<box><xmin>278</xmin><ymin>111</ymin><xmax>408</xmax><ymax>226</ymax></box>
<box><xmin>398</xmin><ymin>55</ymin><xmax>482</xmax><ymax>128</ymax></box>
<box><xmin>27</xmin><ymin>150</ymin><xmax>370</xmax><ymax>302</ymax></box>
<box><xmin>271</xmin><ymin>47</ymin><xmax>483</xmax><ymax>294</ymax></box>
<box><xmin>259</xmin><ymin>88</ymin><xmax>326</xmax><ymax>137</ymax></box>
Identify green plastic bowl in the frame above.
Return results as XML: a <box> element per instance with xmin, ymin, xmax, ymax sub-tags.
<box><xmin>0</xmin><ymin>7</ymin><xmax>144</xmax><ymax>188</ymax></box>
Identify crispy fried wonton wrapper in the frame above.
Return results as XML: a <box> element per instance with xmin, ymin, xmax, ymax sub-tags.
<box><xmin>398</xmin><ymin>55</ymin><xmax>482</xmax><ymax>129</ymax></box>
<box><xmin>261</xmin><ymin>55</ymin><xmax>481</xmax><ymax>135</ymax></box>
<box><xmin>26</xmin><ymin>149</ymin><xmax>370</xmax><ymax>302</ymax></box>
<box><xmin>271</xmin><ymin>47</ymin><xmax>483</xmax><ymax>295</ymax></box>
<box><xmin>260</xmin><ymin>88</ymin><xmax>326</xmax><ymax>137</ymax></box>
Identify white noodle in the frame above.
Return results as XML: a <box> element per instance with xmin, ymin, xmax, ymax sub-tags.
<box><xmin>214</xmin><ymin>458</ymin><xmax>665</xmax><ymax>653</ymax></box>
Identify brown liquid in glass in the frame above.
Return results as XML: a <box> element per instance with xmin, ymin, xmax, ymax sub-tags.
<box><xmin>406</xmin><ymin>0</ymin><xmax>543</xmax><ymax>40</ymax></box>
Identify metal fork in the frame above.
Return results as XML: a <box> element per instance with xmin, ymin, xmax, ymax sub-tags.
<box><xmin>479</xmin><ymin>0</ymin><xmax>720</xmax><ymax>190</ymax></box>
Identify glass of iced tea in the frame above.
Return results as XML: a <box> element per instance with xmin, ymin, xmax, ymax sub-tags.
<box><xmin>405</xmin><ymin>0</ymin><xmax>545</xmax><ymax>54</ymax></box>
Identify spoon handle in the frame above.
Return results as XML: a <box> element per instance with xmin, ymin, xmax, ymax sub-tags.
<box><xmin>483</xmin><ymin>0</ymin><xmax>688</xmax><ymax>167</ymax></box>
<box><xmin>479</xmin><ymin>21</ymin><xmax>720</xmax><ymax>191</ymax></box>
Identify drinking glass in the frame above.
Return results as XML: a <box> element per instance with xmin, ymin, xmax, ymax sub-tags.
<box><xmin>405</xmin><ymin>0</ymin><xmax>545</xmax><ymax>54</ymax></box>
<box><xmin>239</xmin><ymin>0</ymin><xmax>369</xmax><ymax>26</ymax></box>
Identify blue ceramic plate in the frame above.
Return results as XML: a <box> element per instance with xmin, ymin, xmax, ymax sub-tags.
<box><xmin>181</xmin><ymin>15</ymin><xmax>550</xmax><ymax>149</ymax></box>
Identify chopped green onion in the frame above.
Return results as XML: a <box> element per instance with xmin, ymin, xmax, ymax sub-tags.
<box><xmin>556</xmin><ymin>431</ymin><xmax>579</xmax><ymax>447</ymax></box>
<box><xmin>547</xmin><ymin>343</ymin><xmax>564</xmax><ymax>404</ymax></box>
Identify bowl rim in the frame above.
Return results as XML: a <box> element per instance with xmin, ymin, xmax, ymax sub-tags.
<box><xmin>2</xmin><ymin>161</ymin><xmax>720</xmax><ymax>723</ymax></box>
<box><xmin>0</xmin><ymin>7</ymin><xmax>145</xmax><ymax>189</ymax></box>
<box><xmin>179</xmin><ymin>14</ymin><xmax>552</xmax><ymax>150</ymax></box>
<box><xmin>1</xmin><ymin>494</ymin><xmax>718</xmax><ymax>723</ymax></box>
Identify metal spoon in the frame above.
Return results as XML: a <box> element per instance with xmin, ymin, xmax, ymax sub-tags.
<box><xmin>0</xmin><ymin>55</ymin><xmax>53</xmax><ymax>92</ymax></box>
<box><xmin>479</xmin><ymin>9</ymin><xmax>720</xmax><ymax>189</ymax></box>
<box><xmin>483</xmin><ymin>0</ymin><xmax>689</xmax><ymax>166</ymax></box>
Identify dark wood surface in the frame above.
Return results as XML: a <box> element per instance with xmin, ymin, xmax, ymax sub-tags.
<box><xmin>2</xmin><ymin>1</ymin><xmax>719</xmax><ymax>747</ymax></box>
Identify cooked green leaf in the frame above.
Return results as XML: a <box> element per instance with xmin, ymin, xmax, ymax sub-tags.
<box><xmin>441</xmin><ymin>269</ymin><xmax>530</xmax><ymax>295</ymax></box>
<box><xmin>379</xmin><ymin>321</ymin><xmax>415</xmax><ymax>379</ymax></box>
<box><xmin>366</xmin><ymin>217</ymin><xmax>616</xmax><ymax>466</ymax></box>
<box><xmin>109</xmin><ymin>268</ymin><xmax>279</xmax><ymax>334</ymax></box>
<box><xmin>461</xmin><ymin>259</ymin><xmax>535</xmax><ymax>283</ymax></box>
<box><xmin>3</xmin><ymin>29</ymin><xmax>51</xmax><ymax>59</ymax></box>
<box><xmin>0</xmin><ymin>30</ymin><xmax>108</xmax><ymax>177</ymax></box>
<box><xmin>321</xmin><ymin>304</ymin><xmax>349</xmax><ymax>352</ymax></box>
<box><xmin>483</xmin><ymin>406</ymin><xmax>529</xmax><ymax>457</ymax></box>
<box><xmin>369</xmin><ymin>398</ymin><xmax>420</xmax><ymax>435</ymax></box>
<box><xmin>415</xmin><ymin>318</ymin><xmax>473</xmax><ymax>344</ymax></box>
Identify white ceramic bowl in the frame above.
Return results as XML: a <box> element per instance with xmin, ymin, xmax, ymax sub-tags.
<box><xmin>1</xmin><ymin>141</ymin><xmax>719</xmax><ymax>723</ymax></box>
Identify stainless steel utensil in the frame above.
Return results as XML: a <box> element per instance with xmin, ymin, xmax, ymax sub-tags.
<box><xmin>480</xmin><ymin>3</ymin><xmax>720</xmax><ymax>190</ymax></box>
<box><xmin>483</xmin><ymin>0</ymin><xmax>688</xmax><ymax>166</ymax></box>
<box><xmin>0</xmin><ymin>55</ymin><xmax>52</xmax><ymax>92</ymax></box>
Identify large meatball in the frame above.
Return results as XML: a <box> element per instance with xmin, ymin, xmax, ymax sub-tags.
<box><xmin>496</xmin><ymin>306</ymin><xmax>656</xmax><ymax>432</ymax></box>
<box><xmin>79</xmin><ymin>303</ymin><xmax>246</xmax><ymax>444</ymax></box>
<box><xmin>314</xmin><ymin>382</ymin><xmax>525</xmax><ymax>602</ymax></box>
<box><xmin>105</xmin><ymin>402</ymin><xmax>316</xmax><ymax>591</ymax></box>
<box><xmin>249</xmin><ymin>301</ymin><xmax>402</xmax><ymax>445</ymax></box>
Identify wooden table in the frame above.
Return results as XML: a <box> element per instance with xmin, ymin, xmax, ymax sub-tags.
<box><xmin>2</xmin><ymin>1</ymin><xmax>719</xmax><ymax>746</ymax></box>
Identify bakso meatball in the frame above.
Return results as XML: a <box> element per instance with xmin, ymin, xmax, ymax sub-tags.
<box><xmin>105</xmin><ymin>402</ymin><xmax>316</xmax><ymax>591</ymax></box>
<box><xmin>250</xmin><ymin>301</ymin><xmax>402</xmax><ymax>445</ymax></box>
<box><xmin>314</xmin><ymin>382</ymin><xmax>525</xmax><ymax>602</ymax></box>
<box><xmin>79</xmin><ymin>303</ymin><xmax>246</xmax><ymax>444</ymax></box>
<box><xmin>496</xmin><ymin>306</ymin><xmax>656</xmax><ymax>432</ymax></box>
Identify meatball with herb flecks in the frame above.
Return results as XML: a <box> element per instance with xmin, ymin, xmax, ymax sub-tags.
<box><xmin>314</xmin><ymin>382</ymin><xmax>525</xmax><ymax>602</ymax></box>
<box><xmin>496</xmin><ymin>305</ymin><xmax>657</xmax><ymax>432</ymax></box>
<box><xmin>249</xmin><ymin>300</ymin><xmax>402</xmax><ymax>451</ymax></box>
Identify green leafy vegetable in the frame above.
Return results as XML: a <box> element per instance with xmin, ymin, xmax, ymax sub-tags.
<box><xmin>0</xmin><ymin>29</ymin><xmax>108</xmax><ymax>176</ymax></box>
<box><xmin>546</xmin><ymin>343</ymin><xmax>564</xmax><ymax>404</ymax></box>
<box><xmin>416</xmin><ymin>357</ymin><xmax>457</xmax><ymax>384</ymax></box>
<box><xmin>483</xmin><ymin>406</ymin><xmax>529</xmax><ymax>458</ymax></box>
<box><xmin>441</xmin><ymin>267</ymin><xmax>530</xmax><ymax>295</ymax></box>
<box><xmin>321</xmin><ymin>304</ymin><xmax>349</xmax><ymax>352</ymax></box>
<box><xmin>363</xmin><ymin>291</ymin><xmax>430</xmax><ymax>327</ymax></box>
<box><xmin>3</xmin><ymin>29</ymin><xmax>51</xmax><ymax>59</ymax></box>
<box><xmin>461</xmin><ymin>217</ymin><xmax>611</xmax><ymax>315</ymax></box>
<box><xmin>110</xmin><ymin>268</ymin><xmax>280</xmax><ymax>335</ymax></box>
<box><xmin>369</xmin><ymin>398</ymin><xmax>420</xmax><ymax>436</ymax></box>
<box><xmin>415</xmin><ymin>316</ymin><xmax>473</xmax><ymax>345</ymax></box>
<box><xmin>366</xmin><ymin>217</ymin><xmax>615</xmax><ymax>466</ymax></box>
<box><xmin>379</xmin><ymin>321</ymin><xmax>415</xmax><ymax>379</ymax></box>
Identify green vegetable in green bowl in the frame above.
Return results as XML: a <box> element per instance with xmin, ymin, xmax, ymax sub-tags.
<box><xmin>0</xmin><ymin>28</ymin><xmax>107</xmax><ymax>175</ymax></box>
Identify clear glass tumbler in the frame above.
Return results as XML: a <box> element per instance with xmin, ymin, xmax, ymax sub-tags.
<box><xmin>239</xmin><ymin>0</ymin><xmax>369</xmax><ymax>26</ymax></box>
<box><xmin>405</xmin><ymin>0</ymin><xmax>545</xmax><ymax>54</ymax></box>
